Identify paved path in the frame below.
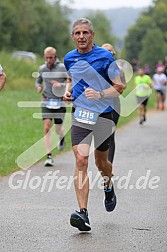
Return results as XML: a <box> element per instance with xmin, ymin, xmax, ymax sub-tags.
<box><xmin>0</xmin><ymin>110</ymin><xmax>167</xmax><ymax>252</ymax></box>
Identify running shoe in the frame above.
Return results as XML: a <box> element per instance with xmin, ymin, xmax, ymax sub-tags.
<box><xmin>139</xmin><ymin>119</ymin><xmax>143</xmax><ymax>125</ymax></box>
<box><xmin>104</xmin><ymin>185</ymin><xmax>117</xmax><ymax>212</ymax></box>
<box><xmin>57</xmin><ymin>138</ymin><xmax>66</xmax><ymax>151</ymax></box>
<box><xmin>70</xmin><ymin>210</ymin><xmax>91</xmax><ymax>231</ymax></box>
<box><xmin>44</xmin><ymin>155</ymin><xmax>54</xmax><ymax>166</ymax></box>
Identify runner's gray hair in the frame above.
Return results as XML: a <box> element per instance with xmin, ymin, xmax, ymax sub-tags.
<box><xmin>72</xmin><ymin>18</ymin><xmax>94</xmax><ymax>34</ymax></box>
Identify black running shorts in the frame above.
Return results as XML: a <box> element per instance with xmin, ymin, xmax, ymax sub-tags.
<box><xmin>41</xmin><ymin>105</ymin><xmax>66</xmax><ymax>124</ymax></box>
<box><xmin>71</xmin><ymin>108</ymin><xmax>115</xmax><ymax>151</ymax></box>
<box><xmin>136</xmin><ymin>96</ymin><xmax>149</xmax><ymax>106</ymax></box>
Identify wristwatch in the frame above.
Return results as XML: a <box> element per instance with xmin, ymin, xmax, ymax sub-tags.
<box><xmin>99</xmin><ymin>90</ymin><xmax>105</xmax><ymax>98</ymax></box>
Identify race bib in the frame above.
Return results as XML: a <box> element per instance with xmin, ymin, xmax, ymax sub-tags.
<box><xmin>138</xmin><ymin>84</ymin><xmax>148</xmax><ymax>90</ymax></box>
<box><xmin>74</xmin><ymin>107</ymin><xmax>99</xmax><ymax>125</ymax></box>
<box><xmin>46</xmin><ymin>99</ymin><xmax>61</xmax><ymax>109</ymax></box>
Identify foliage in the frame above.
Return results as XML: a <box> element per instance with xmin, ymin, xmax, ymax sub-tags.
<box><xmin>139</xmin><ymin>28</ymin><xmax>166</xmax><ymax>70</ymax></box>
<box><xmin>0</xmin><ymin>0</ymin><xmax>118</xmax><ymax>57</ymax></box>
<box><xmin>124</xmin><ymin>0</ymin><xmax>167</xmax><ymax>69</ymax></box>
<box><xmin>125</xmin><ymin>15</ymin><xmax>155</xmax><ymax>61</ymax></box>
<box><xmin>0</xmin><ymin>0</ymin><xmax>73</xmax><ymax>57</ymax></box>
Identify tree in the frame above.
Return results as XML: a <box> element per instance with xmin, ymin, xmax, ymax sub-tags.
<box><xmin>124</xmin><ymin>0</ymin><xmax>167</xmax><ymax>65</ymax></box>
<box><xmin>124</xmin><ymin>15</ymin><xmax>156</xmax><ymax>61</ymax></box>
<box><xmin>152</xmin><ymin>0</ymin><xmax>167</xmax><ymax>43</ymax></box>
<box><xmin>0</xmin><ymin>0</ymin><xmax>72</xmax><ymax>57</ymax></box>
<box><xmin>139</xmin><ymin>28</ymin><xmax>166</xmax><ymax>70</ymax></box>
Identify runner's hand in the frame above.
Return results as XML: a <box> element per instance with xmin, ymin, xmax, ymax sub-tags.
<box><xmin>36</xmin><ymin>86</ymin><xmax>43</xmax><ymax>93</ymax></box>
<box><xmin>63</xmin><ymin>91</ymin><xmax>73</xmax><ymax>102</ymax></box>
<box><xmin>112</xmin><ymin>83</ymin><xmax>125</xmax><ymax>95</ymax></box>
<box><xmin>84</xmin><ymin>87</ymin><xmax>99</xmax><ymax>99</ymax></box>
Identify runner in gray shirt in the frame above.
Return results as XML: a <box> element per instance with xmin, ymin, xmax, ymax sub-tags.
<box><xmin>36</xmin><ymin>47</ymin><xmax>67</xmax><ymax>166</ymax></box>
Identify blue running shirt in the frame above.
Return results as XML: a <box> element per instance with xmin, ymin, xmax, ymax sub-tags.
<box><xmin>64</xmin><ymin>45</ymin><xmax>120</xmax><ymax>113</ymax></box>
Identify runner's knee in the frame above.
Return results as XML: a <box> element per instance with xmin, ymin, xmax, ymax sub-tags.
<box><xmin>76</xmin><ymin>154</ymin><xmax>88</xmax><ymax>171</ymax></box>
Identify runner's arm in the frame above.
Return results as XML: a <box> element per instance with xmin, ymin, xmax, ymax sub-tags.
<box><xmin>35</xmin><ymin>69</ymin><xmax>43</xmax><ymax>93</ymax></box>
<box><xmin>0</xmin><ymin>70</ymin><xmax>6</xmax><ymax>91</ymax></box>
<box><xmin>85</xmin><ymin>80</ymin><xmax>126</xmax><ymax>100</ymax></box>
<box><xmin>63</xmin><ymin>77</ymin><xmax>73</xmax><ymax>101</ymax></box>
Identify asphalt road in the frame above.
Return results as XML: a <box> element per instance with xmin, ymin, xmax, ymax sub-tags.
<box><xmin>0</xmin><ymin>109</ymin><xmax>167</xmax><ymax>252</ymax></box>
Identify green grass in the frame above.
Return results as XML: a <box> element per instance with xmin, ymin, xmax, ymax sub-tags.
<box><xmin>0</xmin><ymin>88</ymin><xmax>72</xmax><ymax>176</ymax></box>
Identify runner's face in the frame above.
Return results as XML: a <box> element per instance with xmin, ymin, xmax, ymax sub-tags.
<box><xmin>138</xmin><ymin>68</ymin><xmax>144</xmax><ymax>76</ymax></box>
<box><xmin>72</xmin><ymin>24</ymin><xmax>94</xmax><ymax>53</ymax></box>
<box><xmin>44</xmin><ymin>51</ymin><xmax>56</xmax><ymax>68</ymax></box>
<box><xmin>102</xmin><ymin>45</ymin><xmax>115</xmax><ymax>55</ymax></box>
